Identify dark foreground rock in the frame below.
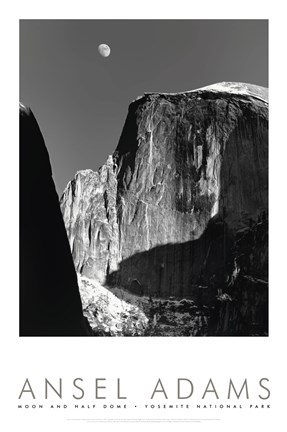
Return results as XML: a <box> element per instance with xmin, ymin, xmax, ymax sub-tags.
<box><xmin>20</xmin><ymin>104</ymin><xmax>92</xmax><ymax>336</ymax></box>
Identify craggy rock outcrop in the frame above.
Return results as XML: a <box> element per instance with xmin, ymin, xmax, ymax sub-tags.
<box><xmin>61</xmin><ymin>83</ymin><xmax>268</xmax><ymax>305</ymax></box>
<box><xmin>20</xmin><ymin>104</ymin><xmax>92</xmax><ymax>336</ymax></box>
<box><xmin>61</xmin><ymin>157</ymin><xmax>120</xmax><ymax>283</ymax></box>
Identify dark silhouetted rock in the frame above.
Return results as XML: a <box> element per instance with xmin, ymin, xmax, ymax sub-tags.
<box><xmin>20</xmin><ymin>103</ymin><xmax>92</xmax><ymax>336</ymax></box>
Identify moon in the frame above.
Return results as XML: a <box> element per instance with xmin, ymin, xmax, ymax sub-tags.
<box><xmin>98</xmin><ymin>43</ymin><xmax>111</xmax><ymax>58</ymax></box>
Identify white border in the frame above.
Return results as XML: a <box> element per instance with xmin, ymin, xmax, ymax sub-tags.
<box><xmin>1</xmin><ymin>1</ymin><xmax>286</xmax><ymax>431</ymax></box>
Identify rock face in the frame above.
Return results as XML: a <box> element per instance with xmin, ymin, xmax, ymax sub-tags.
<box><xmin>20</xmin><ymin>104</ymin><xmax>92</xmax><ymax>336</ymax></box>
<box><xmin>61</xmin><ymin>82</ymin><xmax>268</xmax><ymax>303</ymax></box>
<box><xmin>209</xmin><ymin>215</ymin><xmax>268</xmax><ymax>336</ymax></box>
<box><xmin>61</xmin><ymin>157</ymin><xmax>120</xmax><ymax>283</ymax></box>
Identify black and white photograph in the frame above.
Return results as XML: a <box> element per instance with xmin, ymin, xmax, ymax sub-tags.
<box><xmin>20</xmin><ymin>19</ymin><xmax>268</xmax><ymax>337</ymax></box>
<box><xmin>3</xmin><ymin>2</ymin><xmax>287</xmax><ymax>431</ymax></box>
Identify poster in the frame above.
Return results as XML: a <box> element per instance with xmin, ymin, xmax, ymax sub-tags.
<box><xmin>2</xmin><ymin>1</ymin><xmax>286</xmax><ymax>431</ymax></box>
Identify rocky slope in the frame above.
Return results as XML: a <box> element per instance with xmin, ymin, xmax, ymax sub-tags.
<box><xmin>78</xmin><ymin>275</ymin><xmax>148</xmax><ymax>336</ymax></box>
<box><xmin>61</xmin><ymin>82</ymin><xmax>268</xmax><ymax>308</ymax></box>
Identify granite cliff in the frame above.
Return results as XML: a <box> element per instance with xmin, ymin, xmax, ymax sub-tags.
<box><xmin>60</xmin><ymin>82</ymin><xmax>268</xmax><ymax>334</ymax></box>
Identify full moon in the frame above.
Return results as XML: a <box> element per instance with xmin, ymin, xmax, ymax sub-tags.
<box><xmin>98</xmin><ymin>43</ymin><xmax>111</xmax><ymax>58</ymax></box>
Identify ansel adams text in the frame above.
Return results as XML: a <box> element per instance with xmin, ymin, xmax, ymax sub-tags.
<box><xmin>18</xmin><ymin>378</ymin><xmax>270</xmax><ymax>400</ymax></box>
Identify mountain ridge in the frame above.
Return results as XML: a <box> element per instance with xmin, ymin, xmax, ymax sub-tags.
<box><xmin>133</xmin><ymin>81</ymin><xmax>268</xmax><ymax>104</ymax></box>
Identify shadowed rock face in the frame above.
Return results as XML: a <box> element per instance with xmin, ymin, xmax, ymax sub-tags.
<box><xmin>61</xmin><ymin>83</ymin><xmax>268</xmax><ymax>300</ymax></box>
<box><xmin>20</xmin><ymin>104</ymin><xmax>91</xmax><ymax>336</ymax></box>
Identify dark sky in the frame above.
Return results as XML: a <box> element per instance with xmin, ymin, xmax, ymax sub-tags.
<box><xmin>20</xmin><ymin>20</ymin><xmax>268</xmax><ymax>195</ymax></box>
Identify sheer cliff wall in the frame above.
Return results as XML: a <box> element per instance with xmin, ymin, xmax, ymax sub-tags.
<box><xmin>61</xmin><ymin>85</ymin><xmax>268</xmax><ymax>298</ymax></box>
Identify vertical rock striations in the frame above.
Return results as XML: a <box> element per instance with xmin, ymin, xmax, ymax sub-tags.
<box><xmin>61</xmin><ymin>155</ymin><xmax>120</xmax><ymax>283</ymax></box>
<box><xmin>61</xmin><ymin>82</ymin><xmax>268</xmax><ymax>303</ymax></box>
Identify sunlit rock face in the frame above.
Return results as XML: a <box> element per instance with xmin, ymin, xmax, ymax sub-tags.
<box><xmin>61</xmin><ymin>83</ymin><xmax>268</xmax><ymax>298</ymax></box>
<box><xmin>61</xmin><ymin>156</ymin><xmax>120</xmax><ymax>283</ymax></box>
